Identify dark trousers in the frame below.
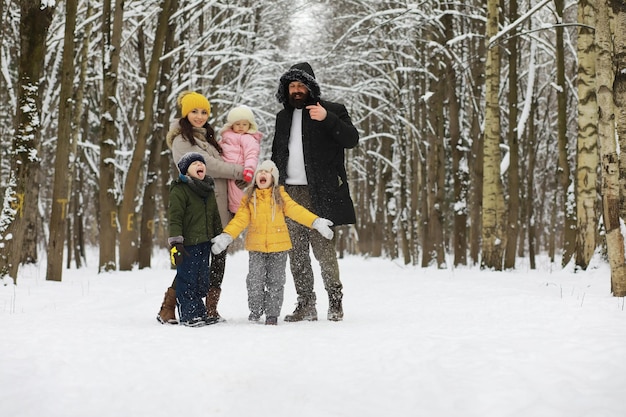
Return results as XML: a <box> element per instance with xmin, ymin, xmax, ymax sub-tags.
<box><xmin>284</xmin><ymin>185</ymin><xmax>342</xmax><ymax>304</ymax></box>
<box><xmin>175</xmin><ymin>242</ymin><xmax>210</xmax><ymax>322</ymax></box>
<box><xmin>171</xmin><ymin>243</ymin><xmax>226</xmax><ymax>290</ymax></box>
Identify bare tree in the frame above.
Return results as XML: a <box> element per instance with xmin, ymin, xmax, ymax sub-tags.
<box><xmin>138</xmin><ymin>0</ymin><xmax>179</xmax><ymax>269</ymax></box>
<box><xmin>554</xmin><ymin>0</ymin><xmax>576</xmax><ymax>267</ymax></box>
<box><xmin>47</xmin><ymin>0</ymin><xmax>78</xmax><ymax>282</ymax></box>
<box><xmin>0</xmin><ymin>2</ymin><xmax>55</xmax><ymax>283</ymax></box>
<box><xmin>504</xmin><ymin>0</ymin><xmax>520</xmax><ymax>270</ymax></box>
<box><xmin>444</xmin><ymin>9</ymin><xmax>468</xmax><ymax>267</ymax></box>
<box><xmin>118</xmin><ymin>0</ymin><xmax>175</xmax><ymax>270</ymax></box>
<box><xmin>98</xmin><ymin>0</ymin><xmax>125</xmax><ymax>272</ymax></box>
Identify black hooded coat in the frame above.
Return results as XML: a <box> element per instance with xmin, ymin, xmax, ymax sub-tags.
<box><xmin>271</xmin><ymin>63</ymin><xmax>359</xmax><ymax>226</ymax></box>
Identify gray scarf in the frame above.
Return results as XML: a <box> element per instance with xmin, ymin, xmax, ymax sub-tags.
<box><xmin>180</xmin><ymin>174</ymin><xmax>215</xmax><ymax>198</ymax></box>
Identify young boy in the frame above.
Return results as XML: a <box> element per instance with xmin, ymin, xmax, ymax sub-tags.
<box><xmin>210</xmin><ymin>160</ymin><xmax>334</xmax><ymax>325</ymax></box>
<box><xmin>168</xmin><ymin>152</ymin><xmax>223</xmax><ymax>327</ymax></box>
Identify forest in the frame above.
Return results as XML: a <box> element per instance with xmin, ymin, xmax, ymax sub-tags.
<box><xmin>0</xmin><ymin>0</ymin><xmax>623</xmax><ymax>293</ymax></box>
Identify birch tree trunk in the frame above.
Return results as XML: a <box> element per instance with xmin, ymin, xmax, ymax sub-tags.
<box><xmin>98</xmin><ymin>0</ymin><xmax>125</xmax><ymax>272</ymax></box>
<box><xmin>481</xmin><ymin>0</ymin><xmax>507</xmax><ymax>270</ymax></box>
<box><xmin>614</xmin><ymin>1</ymin><xmax>626</xmax><ymax>224</ymax></box>
<box><xmin>47</xmin><ymin>0</ymin><xmax>78</xmax><ymax>282</ymax></box>
<box><xmin>575</xmin><ymin>0</ymin><xmax>599</xmax><ymax>270</ymax></box>
<box><xmin>0</xmin><ymin>3</ymin><xmax>55</xmax><ymax>283</ymax></box>
<box><xmin>596</xmin><ymin>0</ymin><xmax>626</xmax><ymax>296</ymax></box>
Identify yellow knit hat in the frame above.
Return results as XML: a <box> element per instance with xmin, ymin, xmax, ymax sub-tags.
<box><xmin>177</xmin><ymin>91</ymin><xmax>211</xmax><ymax>118</ymax></box>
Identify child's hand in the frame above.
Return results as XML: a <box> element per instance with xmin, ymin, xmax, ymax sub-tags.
<box><xmin>312</xmin><ymin>218</ymin><xmax>334</xmax><ymax>240</ymax></box>
<box><xmin>170</xmin><ymin>243</ymin><xmax>185</xmax><ymax>266</ymax></box>
<box><xmin>243</xmin><ymin>169</ymin><xmax>254</xmax><ymax>182</ymax></box>
<box><xmin>211</xmin><ymin>233</ymin><xmax>233</xmax><ymax>254</ymax></box>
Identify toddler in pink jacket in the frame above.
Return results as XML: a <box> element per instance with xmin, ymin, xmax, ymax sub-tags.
<box><xmin>218</xmin><ymin>105</ymin><xmax>263</xmax><ymax>213</ymax></box>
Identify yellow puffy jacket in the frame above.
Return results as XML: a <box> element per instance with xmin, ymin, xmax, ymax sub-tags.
<box><xmin>223</xmin><ymin>186</ymin><xmax>318</xmax><ymax>253</ymax></box>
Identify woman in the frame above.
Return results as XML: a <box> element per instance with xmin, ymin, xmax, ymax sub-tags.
<box><xmin>157</xmin><ymin>91</ymin><xmax>245</xmax><ymax>324</ymax></box>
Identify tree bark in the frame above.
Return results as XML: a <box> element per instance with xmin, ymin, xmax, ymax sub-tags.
<box><xmin>66</xmin><ymin>1</ymin><xmax>93</xmax><ymax>270</ymax></box>
<box><xmin>596</xmin><ymin>0</ymin><xmax>626</xmax><ymax>296</ymax></box>
<box><xmin>47</xmin><ymin>0</ymin><xmax>78</xmax><ymax>282</ymax></box>
<box><xmin>575</xmin><ymin>0</ymin><xmax>599</xmax><ymax>270</ymax></box>
<box><xmin>613</xmin><ymin>0</ymin><xmax>626</xmax><ymax>229</ymax></box>
<box><xmin>527</xmin><ymin>99</ymin><xmax>538</xmax><ymax>270</ymax></box>
<box><xmin>0</xmin><ymin>2</ymin><xmax>55</xmax><ymax>283</ymax></box>
<box><xmin>555</xmin><ymin>0</ymin><xmax>576</xmax><ymax>267</ymax></box>
<box><xmin>98</xmin><ymin>0</ymin><xmax>125</xmax><ymax>272</ymax></box>
<box><xmin>504</xmin><ymin>0</ymin><xmax>520</xmax><ymax>270</ymax></box>
<box><xmin>469</xmin><ymin>19</ymin><xmax>486</xmax><ymax>267</ymax></box>
<box><xmin>444</xmin><ymin>6</ymin><xmax>467</xmax><ymax>267</ymax></box>
<box><xmin>118</xmin><ymin>0</ymin><xmax>173</xmax><ymax>270</ymax></box>
<box><xmin>138</xmin><ymin>0</ymin><xmax>179</xmax><ymax>269</ymax></box>
<box><xmin>481</xmin><ymin>0</ymin><xmax>507</xmax><ymax>270</ymax></box>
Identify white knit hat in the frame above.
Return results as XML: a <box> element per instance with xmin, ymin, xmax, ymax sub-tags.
<box><xmin>222</xmin><ymin>105</ymin><xmax>258</xmax><ymax>134</ymax></box>
<box><xmin>255</xmin><ymin>160</ymin><xmax>279</xmax><ymax>186</ymax></box>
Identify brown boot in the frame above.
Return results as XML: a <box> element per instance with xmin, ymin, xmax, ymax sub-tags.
<box><xmin>206</xmin><ymin>287</ymin><xmax>225</xmax><ymax>322</ymax></box>
<box><xmin>157</xmin><ymin>287</ymin><xmax>178</xmax><ymax>325</ymax></box>
<box><xmin>284</xmin><ymin>296</ymin><xmax>318</xmax><ymax>322</ymax></box>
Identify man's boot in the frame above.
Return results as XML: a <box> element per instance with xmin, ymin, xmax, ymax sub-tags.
<box><xmin>328</xmin><ymin>292</ymin><xmax>343</xmax><ymax>321</ymax></box>
<box><xmin>157</xmin><ymin>287</ymin><xmax>178</xmax><ymax>324</ymax></box>
<box><xmin>284</xmin><ymin>296</ymin><xmax>318</xmax><ymax>322</ymax></box>
<box><xmin>206</xmin><ymin>287</ymin><xmax>224</xmax><ymax>322</ymax></box>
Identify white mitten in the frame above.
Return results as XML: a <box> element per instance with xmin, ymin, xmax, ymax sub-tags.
<box><xmin>211</xmin><ymin>233</ymin><xmax>233</xmax><ymax>254</ymax></box>
<box><xmin>312</xmin><ymin>218</ymin><xmax>334</xmax><ymax>240</ymax></box>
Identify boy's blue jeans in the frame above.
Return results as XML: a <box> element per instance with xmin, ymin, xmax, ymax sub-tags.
<box><xmin>176</xmin><ymin>242</ymin><xmax>210</xmax><ymax>322</ymax></box>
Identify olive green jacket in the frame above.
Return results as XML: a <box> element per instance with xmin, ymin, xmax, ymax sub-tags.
<box><xmin>168</xmin><ymin>177</ymin><xmax>222</xmax><ymax>246</ymax></box>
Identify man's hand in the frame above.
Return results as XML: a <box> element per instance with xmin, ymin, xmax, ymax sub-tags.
<box><xmin>306</xmin><ymin>102</ymin><xmax>327</xmax><ymax>121</ymax></box>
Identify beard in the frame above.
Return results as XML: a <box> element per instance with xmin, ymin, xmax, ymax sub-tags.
<box><xmin>288</xmin><ymin>91</ymin><xmax>309</xmax><ymax>109</ymax></box>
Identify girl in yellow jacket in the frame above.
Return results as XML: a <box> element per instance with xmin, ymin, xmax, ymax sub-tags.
<box><xmin>211</xmin><ymin>160</ymin><xmax>334</xmax><ymax>325</ymax></box>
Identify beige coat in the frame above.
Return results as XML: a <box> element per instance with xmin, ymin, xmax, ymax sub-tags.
<box><xmin>166</xmin><ymin>120</ymin><xmax>243</xmax><ymax>227</ymax></box>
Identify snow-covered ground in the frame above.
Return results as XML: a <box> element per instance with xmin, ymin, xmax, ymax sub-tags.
<box><xmin>1</xmin><ymin>250</ymin><xmax>624</xmax><ymax>417</ymax></box>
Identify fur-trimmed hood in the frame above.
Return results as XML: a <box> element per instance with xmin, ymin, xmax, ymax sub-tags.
<box><xmin>275</xmin><ymin>62</ymin><xmax>321</xmax><ymax>108</ymax></box>
<box><xmin>165</xmin><ymin>119</ymin><xmax>208</xmax><ymax>150</ymax></box>
<box><xmin>165</xmin><ymin>119</ymin><xmax>182</xmax><ymax>149</ymax></box>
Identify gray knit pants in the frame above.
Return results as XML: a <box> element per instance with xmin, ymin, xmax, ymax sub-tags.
<box><xmin>246</xmin><ymin>251</ymin><xmax>288</xmax><ymax>318</ymax></box>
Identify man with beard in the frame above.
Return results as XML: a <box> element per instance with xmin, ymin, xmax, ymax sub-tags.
<box><xmin>271</xmin><ymin>62</ymin><xmax>359</xmax><ymax>322</ymax></box>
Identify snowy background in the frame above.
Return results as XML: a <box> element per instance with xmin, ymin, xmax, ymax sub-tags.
<box><xmin>1</xmin><ymin>250</ymin><xmax>624</xmax><ymax>417</ymax></box>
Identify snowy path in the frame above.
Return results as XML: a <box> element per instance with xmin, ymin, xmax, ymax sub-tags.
<box><xmin>1</xmin><ymin>252</ymin><xmax>624</xmax><ymax>417</ymax></box>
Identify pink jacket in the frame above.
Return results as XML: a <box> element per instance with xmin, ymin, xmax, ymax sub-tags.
<box><xmin>219</xmin><ymin>129</ymin><xmax>263</xmax><ymax>213</ymax></box>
